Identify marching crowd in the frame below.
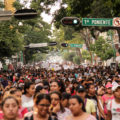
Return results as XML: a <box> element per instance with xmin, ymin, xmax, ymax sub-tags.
<box><xmin>0</xmin><ymin>65</ymin><xmax>120</xmax><ymax>120</ymax></box>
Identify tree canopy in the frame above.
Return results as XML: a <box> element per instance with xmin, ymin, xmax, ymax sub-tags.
<box><xmin>90</xmin><ymin>37</ymin><xmax>114</xmax><ymax>61</ymax></box>
<box><xmin>0</xmin><ymin>0</ymin><xmax>52</xmax><ymax>63</ymax></box>
<box><xmin>0</xmin><ymin>20</ymin><xmax>24</xmax><ymax>61</ymax></box>
<box><xmin>51</xmin><ymin>0</ymin><xmax>120</xmax><ymax>41</ymax></box>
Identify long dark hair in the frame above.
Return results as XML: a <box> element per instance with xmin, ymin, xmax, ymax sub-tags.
<box><xmin>50</xmin><ymin>91</ymin><xmax>65</xmax><ymax>113</ymax></box>
<box><xmin>36</xmin><ymin>94</ymin><xmax>51</xmax><ymax>105</ymax></box>
<box><xmin>24</xmin><ymin>82</ymin><xmax>34</xmax><ymax>94</ymax></box>
<box><xmin>50</xmin><ymin>80</ymin><xmax>65</xmax><ymax>93</ymax></box>
<box><xmin>69</xmin><ymin>95</ymin><xmax>86</xmax><ymax>112</ymax></box>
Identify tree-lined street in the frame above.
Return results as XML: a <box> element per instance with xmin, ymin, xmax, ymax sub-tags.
<box><xmin>0</xmin><ymin>1</ymin><xmax>120</xmax><ymax>120</ymax></box>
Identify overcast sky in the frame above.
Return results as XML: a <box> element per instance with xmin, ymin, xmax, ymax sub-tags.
<box><xmin>20</xmin><ymin>0</ymin><xmax>62</xmax><ymax>24</ymax></box>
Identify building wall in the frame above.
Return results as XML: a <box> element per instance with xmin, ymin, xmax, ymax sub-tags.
<box><xmin>4</xmin><ymin>0</ymin><xmax>15</xmax><ymax>13</ymax></box>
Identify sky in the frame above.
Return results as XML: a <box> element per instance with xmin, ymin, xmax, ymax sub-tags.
<box><xmin>20</xmin><ymin>0</ymin><xmax>62</xmax><ymax>24</ymax></box>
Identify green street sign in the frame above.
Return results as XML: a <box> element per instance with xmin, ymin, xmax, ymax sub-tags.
<box><xmin>70</xmin><ymin>44</ymin><xmax>83</xmax><ymax>48</ymax></box>
<box><xmin>82</xmin><ymin>18</ymin><xmax>113</xmax><ymax>26</ymax></box>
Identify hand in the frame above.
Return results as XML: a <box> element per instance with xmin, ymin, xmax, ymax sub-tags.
<box><xmin>49</xmin><ymin>105</ymin><xmax>53</xmax><ymax>113</ymax></box>
<box><xmin>103</xmin><ymin>114</ymin><xmax>107</xmax><ymax>120</ymax></box>
<box><xmin>52</xmin><ymin>103</ymin><xmax>61</xmax><ymax>113</ymax></box>
<box><xmin>97</xmin><ymin>87</ymin><xmax>103</xmax><ymax>95</ymax></box>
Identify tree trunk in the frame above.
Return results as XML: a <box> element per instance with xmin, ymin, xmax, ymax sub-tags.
<box><xmin>80</xmin><ymin>29</ymin><xmax>93</xmax><ymax>64</ymax></box>
<box><xmin>117</xmin><ymin>28</ymin><xmax>120</xmax><ymax>43</ymax></box>
<box><xmin>84</xmin><ymin>38</ymin><xmax>93</xmax><ymax>64</ymax></box>
<box><xmin>76</xmin><ymin>48</ymin><xmax>83</xmax><ymax>62</ymax></box>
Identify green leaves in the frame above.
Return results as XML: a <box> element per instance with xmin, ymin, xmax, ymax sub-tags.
<box><xmin>0</xmin><ymin>0</ymin><xmax>53</xmax><ymax>63</ymax></box>
<box><xmin>82</xmin><ymin>50</ymin><xmax>91</xmax><ymax>60</ymax></box>
<box><xmin>63</xmin><ymin>52</ymin><xmax>76</xmax><ymax>62</ymax></box>
<box><xmin>90</xmin><ymin>37</ymin><xmax>114</xmax><ymax>60</ymax></box>
<box><xmin>73</xmin><ymin>56</ymin><xmax>81</xmax><ymax>65</ymax></box>
<box><xmin>0</xmin><ymin>21</ymin><xmax>24</xmax><ymax>59</ymax></box>
<box><xmin>13</xmin><ymin>1</ymin><xmax>24</xmax><ymax>10</ymax></box>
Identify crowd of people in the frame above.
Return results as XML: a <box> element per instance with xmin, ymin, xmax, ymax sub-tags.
<box><xmin>0</xmin><ymin>65</ymin><xmax>120</xmax><ymax>120</ymax></box>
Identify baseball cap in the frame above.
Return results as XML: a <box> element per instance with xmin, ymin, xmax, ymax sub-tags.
<box><xmin>105</xmin><ymin>83</ymin><xmax>112</xmax><ymax>89</ymax></box>
<box><xmin>76</xmin><ymin>85</ymin><xmax>85</xmax><ymax>92</ymax></box>
<box><xmin>112</xmin><ymin>84</ymin><xmax>120</xmax><ymax>92</ymax></box>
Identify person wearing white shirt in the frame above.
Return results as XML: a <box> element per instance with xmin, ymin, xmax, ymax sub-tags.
<box><xmin>22</xmin><ymin>82</ymin><xmax>35</xmax><ymax>112</ymax></box>
<box><xmin>107</xmin><ymin>85</ymin><xmax>120</xmax><ymax>120</ymax></box>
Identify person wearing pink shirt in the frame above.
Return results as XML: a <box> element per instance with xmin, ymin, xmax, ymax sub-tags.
<box><xmin>102</xmin><ymin>83</ymin><xmax>114</xmax><ymax>115</ymax></box>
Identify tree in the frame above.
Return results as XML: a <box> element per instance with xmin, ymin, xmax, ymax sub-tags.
<box><xmin>73</xmin><ymin>56</ymin><xmax>81</xmax><ymax>65</ymax></box>
<box><xmin>63</xmin><ymin>52</ymin><xmax>76</xmax><ymax>62</ymax></box>
<box><xmin>82</xmin><ymin>50</ymin><xmax>91</xmax><ymax>61</ymax></box>
<box><xmin>31</xmin><ymin>52</ymin><xmax>47</xmax><ymax>62</ymax></box>
<box><xmin>90</xmin><ymin>37</ymin><xmax>114</xmax><ymax>61</ymax></box>
<box><xmin>50</xmin><ymin>0</ymin><xmax>120</xmax><ymax>42</ymax></box>
<box><xmin>12</xmin><ymin>1</ymin><xmax>52</xmax><ymax>63</ymax></box>
<box><xmin>0</xmin><ymin>21</ymin><xmax>24</xmax><ymax>61</ymax></box>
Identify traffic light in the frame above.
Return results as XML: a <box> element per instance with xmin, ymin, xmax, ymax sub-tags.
<box><xmin>61</xmin><ymin>43</ymin><xmax>68</xmax><ymax>47</ymax></box>
<box><xmin>61</xmin><ymin>17</ymin><xmax>80</xmax><ymax>26</ymax></box>
<box><xmin>14</xmin><ymin>9</ymin><xmax>38</xmax><ymax>20</ymax></box>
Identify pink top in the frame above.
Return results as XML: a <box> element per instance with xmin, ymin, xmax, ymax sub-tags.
<box><xmin>13</xmin><ymin>76</ymin><xmax>16</xmax><ymax>82</ymax></box>
<box><xmin>64</xmin><ymin>115</ymin><xmax>96</xmax><ymax>120</ymax></box>
<box><xmin>86</xmin><ymin>115</ymin><xmax>96</xmax><ymax>120</ymax></box>
<box><xmin>0</xmin><ymin>111</ymin><xmax>3</xmax><ymax>119</ymax></box>
<box><xmin>102</xmin><ymin>94</ymin><xmax>114</xmax><ymax>114</ymax></box>
<box><xmin>19</xmin><ymin>106</ymin><xmax>28</xmax><ymax>118</ymax></box>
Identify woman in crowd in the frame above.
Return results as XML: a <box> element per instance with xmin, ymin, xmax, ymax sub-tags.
<box><xmin>22</xmin><ymin>82</ymin><xmax>35</xmax><ymax>112</ymax></box>
<box><xmin>24</xmin><ymin>93</ymin><xmax>57</xmax><ymax>120</ymax></box>
<box><xmin>76</xmin><ymin>85</ymin><xmax>96</xmax><ymax>117</ymax></box>
<box><xmin>102</xmin><ymin>83</ymin><xmax>114</xmax><ymax>115</ymax></box>
<box><xmin>50</xmin><ymin>80</ymin><xmax>65</xmax><ymax>93</ymax></box>
<box><xmin>107</xmin><ymin>85</ymin><xmax>120</xmax><ymax>120</ymax></box>
<box><xmin>61</xmin><ymin>92</ymin><xmax>71</xmax><ymax>108</ymax></box>
<box><xmin>1</xmin><ymin>96</ymin><xmax>22</xmax><ymax>120</ymax></box>
<box><xmin>64</xmin><ymin>95</ymin><xmax>96</xmax><ymax>120</ymax></box>
<box><xmin>11</xmin><ymin>88</ymin><xmax>28</xmax><ymax>119</ymax></box>
<box><xmin>0</xmin><ymin>92</ymin><xmax>3</xmax><ymax>119</ymax></box>
<box><xmin>50</xmin><ymin>81</ymin><xmax>61</xmax><ymax>93</ymax></box>
<box><xmin>35</xmin><ymin>85</ymin><xmax>48</xmax><ymax>95</ymax></box>
<box><xmin>33</xmin><ymin>85</ymin><xmax>49</xmax><ymax>114</ymax></box>
<box><xmin>50</xmin><ymin>91</ymin><xmax>71</xmax><ymax>120</ymax></box>
<box><xmin>86</xmin><ymin>83</ymin><xmax>105</xmax><ymax>120</ymax></box>
<box><xmin>65</xmin><ymin>87</ymin><xmax>71</xmax><ymax>94</ymax></box>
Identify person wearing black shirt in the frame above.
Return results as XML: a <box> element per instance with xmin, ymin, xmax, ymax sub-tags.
<box><xmin>86</xmin><ymin>84</ymin><xmax>105</xmax><ymax>120</ymax></box>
